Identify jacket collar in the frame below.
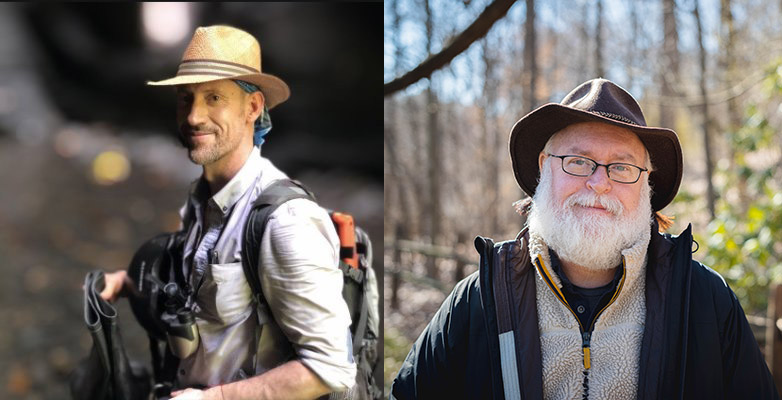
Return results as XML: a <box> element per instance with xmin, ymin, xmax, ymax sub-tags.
<box><xmin>637</xmin><ymin>220</ymin><xmax>694</xmax><ymax>400</ymax></box>
<box><xmin>527</xmin><ymin>222</ymin><xmax>651</xmax><ymax>290</ymax></box>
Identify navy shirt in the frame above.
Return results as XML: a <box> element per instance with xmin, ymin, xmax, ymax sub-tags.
<box><xmin>549</xmin><ymin>250</ymin><xmax>622</xmax><ymax>330</ymax></box>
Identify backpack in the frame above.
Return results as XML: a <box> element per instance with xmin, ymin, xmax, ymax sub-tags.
<box><xmin>127</xmin><ymin>179</ymin><xmax>381</xmax><ymax>400</ymax></box>
<box><xmin>242</xmin><ymin>179</ymin><xmax>381</xmax><ymax>400</ymax></box>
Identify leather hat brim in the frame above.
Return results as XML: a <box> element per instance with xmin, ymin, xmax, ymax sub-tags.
<box><xmin>509</xmin><ymin>103</ymin><xmax>683</xmax><ymax>211</ymax></box>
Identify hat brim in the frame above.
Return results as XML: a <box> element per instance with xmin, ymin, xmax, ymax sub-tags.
<box><xmin>147</xmin><ymin>72</ymin><xmax>290</xmax><ymax>109</ymax></box>
<box><xmin>509</xmin><ymin>103</ymin><xmax>683</xmax><ymax>211</ymax></box>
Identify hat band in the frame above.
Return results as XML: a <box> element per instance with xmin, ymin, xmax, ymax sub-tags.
<box><xmin>592</xmin><ymin>111</ymin><xmax>638</xmax><ymax>125</ymax></box>
<box><xmin>176</xmin><ymin>59</ymin><xmax>260</xmax><ymax>78</ymax></box>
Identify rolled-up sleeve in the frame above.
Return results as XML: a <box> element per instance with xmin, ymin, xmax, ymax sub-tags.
<box><xmin>259</xmin><ymin>198</ymin><xmax>356</xmax><ymax>391</ymax></box>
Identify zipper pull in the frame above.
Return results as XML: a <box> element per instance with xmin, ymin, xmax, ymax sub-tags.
<box><xmin>582</xmin><ymin>332</ymin><xmax>592</xmax><ymax>370</ymax></box>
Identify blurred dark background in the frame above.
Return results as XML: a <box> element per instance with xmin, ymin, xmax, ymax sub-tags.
<box><xmin>0</xmin><ymin>3</ymin><xmax>381</xmax><ymax>399</ymax></box>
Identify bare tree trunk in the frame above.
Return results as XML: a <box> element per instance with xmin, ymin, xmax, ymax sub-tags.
<box><xmin>522</xmin><ymin>0</ymin><xmax>537</xmax><ymax>113</ymax></box>
<box><xmin>491</xmin><ymin>119</ymin><xmax>503</xmax><ymax>235</ymax></box>
<box><xmin>426</xmin><ymin>85</ymin><xmax>442</xmax><ymax>280</ymax></box>
<box><xmin>578</xmin><ymin>2</ymin><xmax>591</xmax><ymax>83</ymax></box>
<box><xmin>391</xmin><ymin>224</ymin><xmax>407</xmax><ymax>310</ymax></box>
<box><xmin>693</xmin><ymin>0</ymin><xmax>716</xmax><ymax>219</ymax></box>
<box><xmin>390</xmin><ymin>0</ymin><xmax>420</xmax><ymax>241</ymax></box>
<box><xmin>411</xmin><ymin>100</ymin><xmax>426</xmax><ymax>235</ymax></box>
<box><xmin>660</xmin><ymin>0</ymin><xmax>680</xmax><ymax>129</ymax></box>
<box><xmin>627</xmin><ymin>1</ymin><xmax>639</xmax><ymax>84</ymax></box>
<box><xmin>425</xmin><ymin>0</ymin><xmax>442</xmax><ymax>280</ymax></box>
<box><xmin>720</xmin><ymin>0</ymin><xmax>749</xmax><ymax>215</ymax></box>
<box><xmin>385</xmin><ymin>0</ymin><xmax>402</xmax><ymax>238</ymax></box>
<box><xmin>453</xmin><ymin>231</ymin><xmax>469</xmax><ymax>282</ymax></box>
<box><xmin>384</xmin><ymin>109</ymin><xmax>397</xmax><ymax>236</ymax></box>
<box><xmin>387</xmin><ymin>0</ymin><xmax>410</xmax><ymax>314</ymax></box>
<box><xmin>481</xmin><ymin>38</ymin><xmax>501</xmax><ymax>236</ymax></box>
<box><xmin>595</xmin><ymin>0</ymin><xmax>605</xmax><ymax>78</ymax></box>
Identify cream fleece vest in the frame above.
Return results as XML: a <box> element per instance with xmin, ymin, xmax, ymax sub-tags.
<box><xmin>529</xmin><ymin>227</ymin><xmax>650</xmax><ymax>399</ymax></box>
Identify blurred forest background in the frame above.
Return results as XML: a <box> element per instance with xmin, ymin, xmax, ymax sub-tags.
<box><xmin>0</xmin><ymin>3</ymin><xmax>381</xmax><ymax>399</ymax></box>
<box><xmin>384</xmin><ymin>0</ymin><xmax>782</xmax><ymax>392</ymax></box>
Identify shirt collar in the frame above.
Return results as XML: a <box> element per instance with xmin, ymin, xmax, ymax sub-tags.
<box><xmin>548</xmin><ymin>249</ymin><xmax>622</xmax><ymax>292</ymax></box>
<box><xmin>191</xmin><ymin>147</ymin><xmax>262</xmax><ymax>215</ymax></box>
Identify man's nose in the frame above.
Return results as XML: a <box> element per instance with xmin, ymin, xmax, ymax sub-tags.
<box><xmin>187</xmin><ymin>99</ymin><xmax>207</xmax><ymax>127</ymax></box>
<box><xmin>586</xmin><ymin>165</ymin><xmax>612</xmax><ymax>194</ymax></box>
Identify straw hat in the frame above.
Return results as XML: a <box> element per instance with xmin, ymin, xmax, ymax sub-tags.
<box><xmin>147</xmin><ymin>25</ymin><xmax>290</xmax><ymax>109</ymax></box>
<box><xmin>509</xmin><ymin>78</ymin><xmax>682</xmax><ymax>211</ymax></box>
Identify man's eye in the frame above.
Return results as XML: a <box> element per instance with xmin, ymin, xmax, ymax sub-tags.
<box><xmin>209</xmin><ymin>95</ymin><xmax>220</xmax><ymax>102</ymax></box>
<box><xmin>613</xmin><ymin>165</ymin><xmax>630</xmax><ymax>172</ymax></box>
<box><xmin>571</xmin><ymin>159</ymin><xmax>586</xmax><ymax>166</ymax></box>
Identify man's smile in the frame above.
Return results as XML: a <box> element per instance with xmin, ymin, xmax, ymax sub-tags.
<box><xmin>573</xmin><ymin>204</ymin><xmax>612</xmax><ymax>215</ymax></box>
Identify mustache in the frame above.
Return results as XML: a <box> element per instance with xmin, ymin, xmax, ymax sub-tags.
<box><xmin>179</xmin><ymin>124</ymin><xmax>218</xmax><ymax>136</ymax></box>
<box><xmin>564</xmin><ymin>192</ymin><xmax>624</xmax><ymax>216</ymax></box>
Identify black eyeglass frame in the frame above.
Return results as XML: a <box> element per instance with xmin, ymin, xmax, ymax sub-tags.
<box><xmin>546</xmin><ymin>154</ymin><xmax>648</xmax><ymax>184</ymax></box>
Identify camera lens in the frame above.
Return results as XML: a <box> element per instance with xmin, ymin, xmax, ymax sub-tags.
<box><xmin>164</xmin><ymin>282</ymin><xmax>180</xmax><ymax>298</ymax></box>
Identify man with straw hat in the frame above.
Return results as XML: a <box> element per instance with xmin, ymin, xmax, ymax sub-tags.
<box><xmin>391</xmin><ymin>79</ymin><xmax>778</xmax><ymax>399</ymax></box>
<box><xmin>99</xmin><ymin>25</ymin><xmax>356</xmax><ymax>399</ymax></box>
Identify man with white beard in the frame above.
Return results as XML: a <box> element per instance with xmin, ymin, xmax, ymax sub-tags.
<box><xmin>391</xmin><ymin>79</ymin><xmax>778</xmax><ymax>399</ymax></box>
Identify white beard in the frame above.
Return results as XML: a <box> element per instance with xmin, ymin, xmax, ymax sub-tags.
<box><xmin>528</xmin><ymin>159</ymin><xmax>653</xmax><ymax>271</ymax></box>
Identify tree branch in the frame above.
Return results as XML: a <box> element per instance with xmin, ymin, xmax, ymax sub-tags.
<box><xmin>383</xmin><ymin>0</ymin><xmax>518</xmax><ymax>97</ymax></box>
<box><xmin>642</xmin><ymin>66</ymin><xmax>768</xmax><ymax>107</ymax></box>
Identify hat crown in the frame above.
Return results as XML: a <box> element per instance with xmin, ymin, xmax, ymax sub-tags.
<box><xmin>147</xmin><ymin>25</ymin><xmax>290</xmax><ymax>109</ymax></box>
<box><xmin>182</xmin><ymin>25</ymin><xmax>261</xmax><ymax>72</ymax></box>
<box><xmin>560</xmin><ymin>79</ymin><xmax>647</xmax><ymax>127</ymax></box>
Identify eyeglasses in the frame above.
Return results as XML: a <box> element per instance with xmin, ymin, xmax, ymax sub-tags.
<box><xmin>547</xmin><ymin>154</ymin><xmax>647</xmax><ymax>184</ymax></box>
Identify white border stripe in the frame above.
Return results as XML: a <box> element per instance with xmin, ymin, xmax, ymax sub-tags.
<box><xmin>176</xmin><ymin>69</ymin><xmax>237</xmax><ymax>77</ymax></box>
<box><xmin>499</xmin><ymin>331</ymin><xmax>521</xmax><ymax>400</ymax></box>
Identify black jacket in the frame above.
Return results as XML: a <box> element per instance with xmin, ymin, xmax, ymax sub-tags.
<box><xmin>391</xmin><ymin>224</ymin><xmax>778</xmax><ymax>399</ymax></box>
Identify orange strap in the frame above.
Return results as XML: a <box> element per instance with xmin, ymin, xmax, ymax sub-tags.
<box><xmin>332</xmin><ymin>212</ymin><xmax>358</xmax><ymax>269</ymax></box>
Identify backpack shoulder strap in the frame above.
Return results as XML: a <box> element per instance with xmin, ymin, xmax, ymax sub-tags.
<box><xmin>242</xmin><ymin>179</ymin><xmax>315</xmax><ymax>303</ymax></box>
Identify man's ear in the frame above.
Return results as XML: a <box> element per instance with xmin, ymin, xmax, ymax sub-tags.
<box><xmin>246</xmin><ymin>91</ymin><xmax>265</xmax><ymax>123</ymax></box>
<box><xmin>538</xmin><ymin>152</ymin><xmax>547</xmax><ymax>169</ymax></box>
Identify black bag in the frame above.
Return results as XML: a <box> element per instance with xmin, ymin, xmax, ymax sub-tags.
<box><xmin>126</xmin><ymin>179</ymin><xmax>381</xmax><ymax>399</ymax></box>
<box><xmin>70</xmin><ymin>270</ymin><xmax>151</xmax><ymax>400</ymax></box>
<box><xmin>125</xmin><ymin>233</ymin><xmax>184</xmax><ymax>399</ymax></box>
<box><xmin>242</xmin><ymin>179</ymin><xmax>381</xmax><ymax>400</ymax></box>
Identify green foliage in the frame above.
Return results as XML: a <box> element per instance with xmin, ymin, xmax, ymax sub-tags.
<box><xmin>695</xmin><ymin>62</ymin><xmax>782</xmax><ymax>314</ymax></box>
<box><xmin>699</xmin><ymin>197</ymin><xmax>782</xmax><ymax>312</ymax></box>
<box><xmin>383</xmin><ymin>327</ymin><xmax>412</xmax><ymax>394</ymax></box>
<box><xmin>673</xmin><ymin>188</ymin><xmax>697</xmax><ymax>204</ymax></box>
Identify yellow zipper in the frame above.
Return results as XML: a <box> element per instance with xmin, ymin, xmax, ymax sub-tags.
<box><xmin>535</xmin><ymin>255</ymin><xmax>626</xmax><ymax>370</ymax></box>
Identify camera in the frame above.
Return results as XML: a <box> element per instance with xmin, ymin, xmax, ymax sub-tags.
<box><xmin>160</xmin><ymin>282</ymin><xmax>200</xmax><ymax>359</ymax></box>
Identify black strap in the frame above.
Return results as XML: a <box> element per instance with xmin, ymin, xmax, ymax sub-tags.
<box><xmin>352</xmin><ymin>282</ymin><xmax>370</xmax><ymax>354</ymax></box>
<box><xmin>240</xmin><ymin>179</ymin><xmax>380</xmax><ymax>399</ymax></box>
<box><xmin>166</xmin><ymin>232</ymin><xmax>187</xmax><ymax>293</ymax></box>
<box><xmin>242</xmin><ymin>179</ymin><xmax>314</xmax><ymax>375</ymax></box>
<box><xmin>241</xmin><ymin>179</ymin><xmax>315</xmax><ymax>305</ymax></box>
<box><xmin>147</xmin><ymin>334</ymin><xmax>178</xmax><ymax>399</ymax></box>
<box><xmin>148</xmin><ymin>335</ymin><xmax>163</xmax><ymax>385</ymax></box>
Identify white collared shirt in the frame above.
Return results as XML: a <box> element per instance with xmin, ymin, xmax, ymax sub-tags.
<box><xmin>175</xmin><ymin>147</ymin><xmax>356</xmax><ymax>391</ymax></box>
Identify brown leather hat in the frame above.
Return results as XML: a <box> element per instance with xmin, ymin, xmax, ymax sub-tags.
<box><xmin>509</xmin><ymin>78</ymin><xmax>683</xmax><ymax>211</ymax></box>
